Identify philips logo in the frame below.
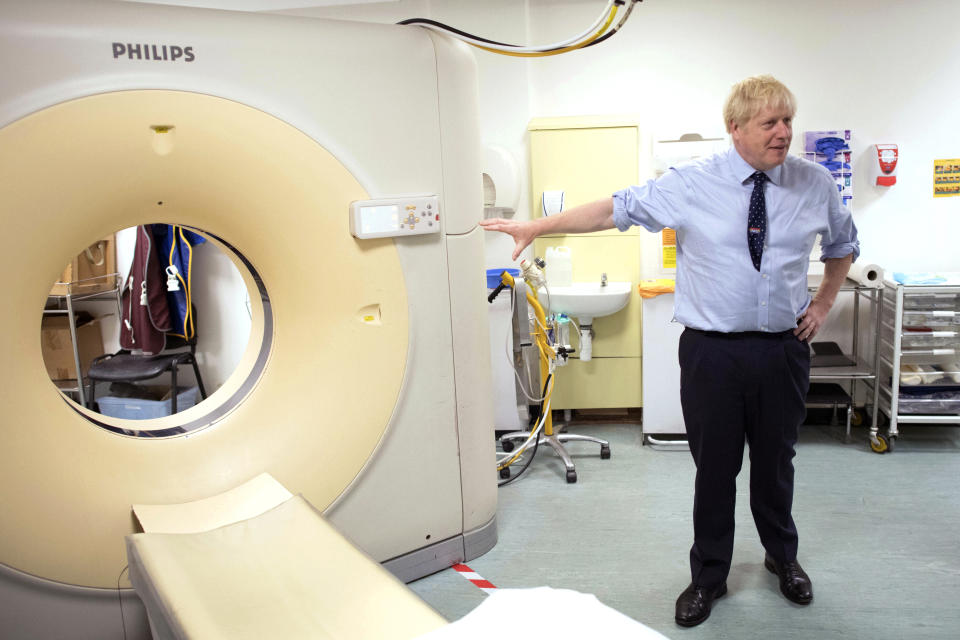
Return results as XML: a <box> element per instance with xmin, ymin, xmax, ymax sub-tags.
<box><xmin>112</xmin><ymin>43</ymin><xmax>195</xmax><ymax>62</ymax></box>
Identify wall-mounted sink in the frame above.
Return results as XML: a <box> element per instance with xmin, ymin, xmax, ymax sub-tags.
<box><xmin>538</xmin><ymin>281</ymin><xmax>631</xmax><ymax>324</ymax></box>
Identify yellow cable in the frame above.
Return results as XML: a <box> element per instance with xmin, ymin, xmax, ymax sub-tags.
<box><xmin>523</xmin><ymin>283</ymin><xmax>557</xmax><ymax>436</ymax></box>
<box><xmin>497</xmin><ymin>375</ymin><xmax>554</xmax><ymax>470</ymax></box>
<box><xmin>496</xmin><ymin>269</ymin><xmax>558</xmax><ymax>471</ymax></box>
<box><xmin>502</xmin><ymin>271</ymin><xmax>552</xmax><ymax>365</ymax></box>
<box><xmin>471</xmin><ymin>6</ymin><xmax>617</xmax><ymax>58</ymax></box>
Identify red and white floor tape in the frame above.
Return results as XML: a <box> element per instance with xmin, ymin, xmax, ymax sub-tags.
<box><xmin>451</xmin><ymin>563</ymin><xmax>497</xmax><ymax>594</ymax></box>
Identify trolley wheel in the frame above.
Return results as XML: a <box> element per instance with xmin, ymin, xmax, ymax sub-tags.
<box><xmin>886</xmin><ymin>434</ymin><xmax>897</xmax><ymax>453</ymax></box>
<box><xmin>566</xmin><ymin>470</ymin><xmax>578</xmax><ymax>484</ymax></box>
<box><xmin>499</xmin><ymin>467</ymin><xmax>511</xmax><ymax>479</ymax></box>
<box><xmin>869</xmin><ymin>433</ymin><xmax>889</xmax><ymax>454</ymax></box>
<box><xmin>500</xmin><ymin>439</ymin><xmax>515</xmax><ymax>453</ymax></box>
<box><xmin>600</xmin><ymin>445</ymin><xmax>611</xmax><ymax>459</ymax></box>
<box><xmin>850</xmin><ymin>409</ymin><xmax>864</xmax><ymax>427</ymax></box>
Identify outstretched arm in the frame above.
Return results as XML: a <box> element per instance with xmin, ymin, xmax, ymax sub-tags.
<box><xmin>479</xmin><ymin>198</ymin><xmax>616</xmax><ymax>260</ymax></box>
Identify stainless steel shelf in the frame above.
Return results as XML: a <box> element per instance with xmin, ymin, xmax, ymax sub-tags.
<box><xmin>809</xmin><ymin>356</ymin><xmax>877</xmax><ymax>380</ymax></box>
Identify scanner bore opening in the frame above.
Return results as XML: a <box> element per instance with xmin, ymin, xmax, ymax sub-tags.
<box><xmin>41</xmin><ymin>226</ymin><xmax>271</xmax><ymax>438</ymax></box>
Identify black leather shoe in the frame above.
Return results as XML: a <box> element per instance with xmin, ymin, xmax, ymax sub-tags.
<box><xmin>675</xmin><ymin>582</ymin><xmax>727</xmax><ymax>627</ymax></box>
<box><xmin>764</xmin><ymin>554</ymin><xmax>813</xmax><ymax>604</ymax></box>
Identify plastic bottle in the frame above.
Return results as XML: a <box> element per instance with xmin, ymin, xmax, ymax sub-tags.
<box><xmin>544</xmin><ymin>247</ymin><xmax>558</xmax><ymax>283</ymax></box>
<box><xmin>546</xmin><ymin>246</ymin><xmax>572</xmax><ymax>287</ymax></box>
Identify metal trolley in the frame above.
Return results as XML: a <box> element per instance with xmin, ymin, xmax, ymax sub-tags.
<box><xmin>871</xmin><ymin>278</ymin><xmax>960</xmax><ymax>453</ymax></box>
<box><xmin>805</xmin><ymin>275</ymin><xmax>883</xmax><ymax>444</ymax></box>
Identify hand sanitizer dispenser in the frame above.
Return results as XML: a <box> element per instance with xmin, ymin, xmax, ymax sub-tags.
<box><xmin>541</xmin><ymin>190</ymin><xmax>564</xmax><ymax>216</ymax></box>
<box><xmin>873</xmin><ymin>144</ymin><xmax>898</xmax><ymax>186</ymax></box>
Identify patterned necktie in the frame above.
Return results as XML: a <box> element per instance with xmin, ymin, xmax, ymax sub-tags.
<box><xmin>747</xmin><ymin>170</ymin><xmax>768</xmax><ymax>271</ymax></box>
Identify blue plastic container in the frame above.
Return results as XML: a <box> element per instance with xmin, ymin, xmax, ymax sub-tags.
<box><xmin>97</xmin><ymin>386</ymin><xmax>200</xmax><ymax>420</ymax></box>
<box><xmin>486</xmin><ymin>268</ymin><xmax>520</xmax><ymax>289</ymax></box>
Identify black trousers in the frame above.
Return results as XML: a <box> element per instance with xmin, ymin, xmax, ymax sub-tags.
<box><xmin>678</xmin><ymin>327</ymin><xmax>810</xmax><ymax>589</ymax></box>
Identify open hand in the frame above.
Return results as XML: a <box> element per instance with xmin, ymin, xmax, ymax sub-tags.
<box><xmin>478</xmin><ymin>218</ymin><xmax>538</xmax><ymax>261</ymax></box>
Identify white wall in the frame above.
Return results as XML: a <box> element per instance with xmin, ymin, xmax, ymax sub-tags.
<box><xmin>189</xmin><ymin>241</ymin><xmax>252</xmax><ymax>391</ymax></box>
<box><xmin>526</xmin><ymin>0</ymin><xmax>960</xmax><ymax>273</ymax></box>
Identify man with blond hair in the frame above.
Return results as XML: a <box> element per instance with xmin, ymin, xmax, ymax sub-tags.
<box><xmin>481</xmin><ymin>75</ymin><xmax>858</xmax><ymax>627</ymax></box>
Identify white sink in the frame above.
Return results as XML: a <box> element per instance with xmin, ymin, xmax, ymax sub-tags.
<box><xmin>538</xmin><ymin>281</ymin><xmax>632</xmax><ymax>324</ymax></box>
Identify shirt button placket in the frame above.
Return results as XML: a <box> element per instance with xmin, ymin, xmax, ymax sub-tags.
<box><xmin>759</xmin><ymin>272</ymin><xmax>770</xmax><ymax>329</ymax></box>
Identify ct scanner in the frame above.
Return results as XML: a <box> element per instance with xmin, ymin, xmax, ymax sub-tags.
<box><xmin>0</xmin><ymin>0</ymin><xmax>497</xmax><ymax>636</ymax></box>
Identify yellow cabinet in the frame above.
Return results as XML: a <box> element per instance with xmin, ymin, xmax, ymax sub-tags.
<box><xmin>550</xmin><ymin>357</ymin><xmax>642</xmax><ymax>410</ymax></box>
<box><xmin>529</xmin><ymin>118</ymin><xmax>640</xmax><ymax>237</ymax></box>
<box><xmin>527</xmin><ymin>116</ymin><xmax>645</xmax><ymax>410</ymax></box>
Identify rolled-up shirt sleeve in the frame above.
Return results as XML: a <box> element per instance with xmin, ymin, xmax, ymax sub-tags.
<box><xmin>818</xmin><ymin>171</ymin><xmax>861</xmax><ymax>263</ymax></box>
<box><xmin>612</xmin><ymin>168</ymin><xmax>688</xmax><ymax>233</ymax></box>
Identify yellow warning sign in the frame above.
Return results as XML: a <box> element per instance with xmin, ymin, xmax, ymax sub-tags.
<box><xmin>661</xmin><ymin>228</ymin><xmax>677</xmax><ymax>270</ymax></box>
<box><xmin>934</xmin><ymin>159</ymin><xmax>960</xmax><ymax>197</ymax></box>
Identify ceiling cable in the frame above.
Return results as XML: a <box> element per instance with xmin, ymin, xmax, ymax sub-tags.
<box><xmin>398</xmin><ymin>1</ymin><xmax>642</xmax><ymax>58</ymax></box>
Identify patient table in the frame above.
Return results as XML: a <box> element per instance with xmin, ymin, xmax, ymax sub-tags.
<box><xmin>126</xmin><ymin>475</ymin><xmax>446</xmax><ymax>640</ymax></box>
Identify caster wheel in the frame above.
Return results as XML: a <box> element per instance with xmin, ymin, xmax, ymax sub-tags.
<box><xmin>499</xmin><ymin>467</ymin><xmax>511</xmax><ymax>479</ymax></box>
<box><xmin>566</xmin><ymin>470</ymin><xmax>578</xmax><ymax>484</ymax></box>
<box><xmin>850</xmin><ymin>409</ymin><xmax>864</xmax><ymax>427</ymax></box>
<box><xmin>500</xmin><ymin>440</ymin><xmax>515</xmax><ymax>453</ymax></box>
<box><xmin>600</xmin><ymin>445</ymin><xmax>611</xmax><ymax>459</ymax></box>
<box><xmin>887</xmin><ymin>435</ymin><xmax>897</xmax><ymax>452</ymax></box>
<box><xmin>869</xmin><ymin>433</ymin><xmax>889</xmax><ymax>454</ymax></box>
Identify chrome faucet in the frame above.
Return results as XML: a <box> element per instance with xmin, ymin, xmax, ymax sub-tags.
<box><xmin>601</xmin><ymin>272</ymin><xmax>608</xmax><ymax>287</ymax></box>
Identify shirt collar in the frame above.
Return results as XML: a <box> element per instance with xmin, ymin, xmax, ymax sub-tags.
<box><xmin>727</xmin><ymin>146</ymin><xmax>783</xmax><ymax>186</ymax></box>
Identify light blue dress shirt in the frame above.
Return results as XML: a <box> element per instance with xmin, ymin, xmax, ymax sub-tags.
<box><xmin>612</xmin><ymin>147</ymin><xmax>860</xmax><ymax>333</ymax></box>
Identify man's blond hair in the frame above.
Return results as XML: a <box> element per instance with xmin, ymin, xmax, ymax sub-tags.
<box><xmin>723</xmin><ymin>75</ymin><xmax>796</xmax><ymax>133</ymax></box>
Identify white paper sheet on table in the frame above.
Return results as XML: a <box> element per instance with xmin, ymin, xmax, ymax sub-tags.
<box><xmin>414</xmin><ymin>586</ymin><xmax>670</xmax><ymax>640</ymax></box>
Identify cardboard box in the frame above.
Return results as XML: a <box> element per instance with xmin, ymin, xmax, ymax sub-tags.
<box><xmin>41</xmin><ymin>313</ymin><xmax>105</xmax><ymax>381</ymax></box>
<box><xmin>50</xmin><ymin>235</ymin><xmax>118</xmax><ymax>296</ymax></box>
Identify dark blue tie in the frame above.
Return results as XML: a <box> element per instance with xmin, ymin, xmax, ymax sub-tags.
<box><xmin>747</xmin><ymin>171</ymin><xmax>768</xmax><ymax>271</ymax></box>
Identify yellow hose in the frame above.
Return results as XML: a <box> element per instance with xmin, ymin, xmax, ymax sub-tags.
<box><xmin>496</xmin><ymin>270</ymin><xmax>556</xmax><ymax>472</ymax></box>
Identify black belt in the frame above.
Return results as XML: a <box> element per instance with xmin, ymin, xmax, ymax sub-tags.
<box><xmin>685</xmin><ymin>327</ymin><xmax>796</xmax><ymax>340</ymax></box>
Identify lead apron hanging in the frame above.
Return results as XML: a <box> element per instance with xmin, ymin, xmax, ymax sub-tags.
<box><xmin>120</xmin><ymin>225</ymin><xmax>172</xmax><ymax>355</ymax></box>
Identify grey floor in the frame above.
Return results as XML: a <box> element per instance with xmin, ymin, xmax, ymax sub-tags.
<box><xmin>409</xmin><ymin>417</ymin><xmax>960</xmax><ymax>639</ymax></box>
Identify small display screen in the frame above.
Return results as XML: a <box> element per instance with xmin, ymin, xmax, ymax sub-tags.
<box><xmin>360</xmin><ymin>205</ymin><xmax>401</xmax><ymax>234</ymax></box>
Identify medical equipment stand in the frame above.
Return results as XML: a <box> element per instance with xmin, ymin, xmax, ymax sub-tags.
<box><xmin>495</xmin><ymin>268</ymin><xmax>610</xmax><ymax>483</ymax></box>
<box><xmin>532</xmin><ymin>427</ymin><xmax>612</xmax><ymax>483</ymax></box>
<box><xmin>499</xmin><ymin>394</ymin><xmax>612</xmax><ymax>483</ymax></box>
